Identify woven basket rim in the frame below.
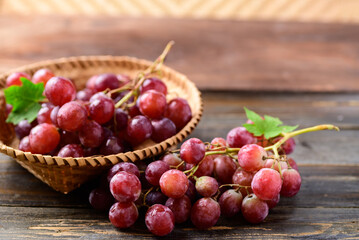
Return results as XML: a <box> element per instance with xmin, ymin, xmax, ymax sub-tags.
<box><xmin>0</xmin><ymin>55</ymin><xmax>203</xmax><ymax>168</ymax></box>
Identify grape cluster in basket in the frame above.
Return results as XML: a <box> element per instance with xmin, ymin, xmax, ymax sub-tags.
<box><xmin>89</xmin><ymin>111</ymin><xmax>338</xmax><ymax>236</ymax></box>
<box><xmin>4</xmin><ymin>45</ymin><xmax>191</xmax><ymax>157</ymax></box>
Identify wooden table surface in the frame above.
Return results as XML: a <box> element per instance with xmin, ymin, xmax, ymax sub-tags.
<box><xmin>0</xmin><ymin>16</ymin><xmax>358</xmax><ymax>239</ymax></box>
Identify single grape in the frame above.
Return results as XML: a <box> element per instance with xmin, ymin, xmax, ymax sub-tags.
<box><xmin>193</xmin><ymin>155</ymin><xmax>214</xmax><ymax>177</ymax></box>
<box><xmin>109</xmin><ymin>202</ymin><xmax>138</xmax><ymax>229</ymax></box>
<box><xmin>58</xmin><ymin>144</ymin><xmax>84</xmax><ymax>157</ymax></box>
<box><xmin>164</xmin><ymin>98</ymin><xmax>192</xmax><ymax>132</ymax></box>
<box><xmin>110</xmin><ymin>171</ymin><xmax>141</xmax><ymax>203</ymax></box>
<box><xmin>185</xmin><ymin>180</ymin><xmax>197</xmax><ymax>203</ymax></box>
<box><xmin>232</xmin><ymin>167</ymin><xmax>254</xmax><ymax>197</ymax></box>
<box><xmin>180</xmin><ymin>138</ymin><xmax>205</xmax><ymax>165</ymax></box>
<box><xmin>29</xmin><ymin>123</ymin><xmax>60</xmax><ymax>154</ymax></box>
<box><xmin>140</xmin><ymin>77</ymin><xmax>167</xmax><ymax>95</ymax></box>
<box><xmin>195</xmin><ymin>176</ymin><xmax>218</xmax><ymax>197</ymax></box>
<box><xmin>251</xmin><ymin>168</ymin><xmax>282</xmax><ymax>201</ymax></box>
<box><xmin>112</xmin><ymin>108</ymin><xmax>128</xmax><ymax>132</ymax></box>
<box><xmin>50</xmin><ymin>106</ymin><xmax>60</xmax><ymax>127</ymax></box>
<box><xmin>60</xmin><ymin>130</ymin><xmax>80</xmax><ymax>146</ymax></box>
<box><xmin>213</xmin><ymin>155</ymin><xmax>237</xmax><ymax>184</ymax></box>
<box><xmin>241</xmin><ymin>194</ymin><xmax>269</xmax><ymax>224</ymax></box>
<box><xmin>76</xmin><ymin>88</ymin><xmax>93</xmax><ymax>101</ymax></box>
<box><xmin>89</xmin><ymin>95</ymin><xmax>115</xmax><ymax>124</ymax></box>
<box><xmin>226</xmin><ymin>127</ymin><xmax>256</xmax><ymax>148</ymax></box>
<box><xmin>287</xmin><ymin>158</ymin><xmax>299</xmax><ymax>171</ymax></box>
<box><xmin>274</xmin><ymin>137</ymin><xmax>296</xmax><ymax>155</ymax></box>
<box><xmin>117</xmin><ymin>74</ymin><xmax>131</xmax><ymax>87</ymax></box>
<box><xmin>19</xmin><ymin>136</ymin><xmax>32</xmax><ymax>152</ymax></box>
<box><xmin>160</xmin><ymin>169</ymin><xmax>189</xmax><ymax>199</ymax></box>
<box><xmin>79</xmin><ymin>120</ymin><xmax>104</xmax><ymax>147</ymax></box>
<box><xmin>138</xmin><ymin>90</ymin><xmax>167</xmax><ymax>119</ymax></box>
<box><xmin>266</xmin><ymin>194</ymin><xmax>280</xmax><ymax>209</ymax></box>
<box><xmin>93</xmin><ymin>73</ymin><xmax>120</xmax><ymax>92</ymax></box>
<box><xmin>191</xmin><ymin>197</ymin><xmax>221</xmax><ymax>229</ymax></box>
<box><xmin>37</xmin><ymin>104</ymin><xmax>54</xmax><ymax>124</ymax></box>
<box><xmin>15</xmin><ymin>120</ymin><xmax>32</xmax><ymax>139</ymax></box>
<box><xmin>100</xmin><ymin>136</ymin><xmax>124</xmax><ymax>155</ymax></box>
<box><xmin>6</xmin><ymin>72</ymin><xmax>31</xmax><ymax>87</ymax></box>
<box><xmin>210</xmin><ymin>137</ymin><xmax>227</xmax><ymax>150</ymax></box>
<box><xmin>128</xmin><ymin>104</ymin><xmax>141</xmax><ymax>118</ymax></box>
<box><xmin>45</xmin><ymin>77</ymin><xmax>76</xmax><ymax>106</ymax></box>
<box><xmin>145</xmin><ymin>191</ymin><xmax>168</xmax><ymax>206</ymax></box>
<box><xmin>263</xmin><ymin>159</ymin><xmax>288</xmax><ymax>172</ymax></box>
<box><xmin>32</xmin><ymin>68</ymin><xmax>55</xmax><ymax>86</ymax></box>
<box><xmin>281</xmin><ymin>169</ymin><xmax>302</xmax><ymax>197</ymax></box>
<box><xmin>162</xmin><ymin>153</ymin><xmax>184</xmax><ymax>170</ymax></box>
<box><xmin>83</xmin><ymin>147</ymin><xmax>98</xmax><ymax>157</ymax></box>
<box><xmin>145</xmin><ymin>161</ymin><xmax>170</xmax><ymax>186</ymax></box>
<box><xmin>57</xmin><ymin>101</ymin><xmax>87</xmax><ymax>132</ymax></box>
<box><xmin>145</xmin><ymin>204</ymin><xmax>175</xmax><ymax>236</ymax></box>
<box><xmin>86</xmin><ymin>75</ymin><xmax>97</xmax><ymax>91</ymax></box>
<box><xmin>151</xmin><ymin>118</ymin><xmax>176</xmax><ymax>143</ymax></box>
<box><xmin>219</xmin><ymin>189</ymin><xmax>243</xmax><ymax>217</ymax></box>
<box><xmin>165</xmin><ymin>195</ymin><xmax>191</xmax><ymax>223</ymax></box>
<box><xmin>107</xmin><ymin>162</ymin><xmax>140</xmax><ymax>183</ymax></box>
<box><xmin>89</xmin><ymin>187</ymin><xmax>114</xmax><ymax>211</ymax></box>
<box><xmin>127</xmin><ymin>115</ymin><xmax>152</xmax><ymax>145</ymax></box>
<box><xmin>237</xmin><ymin>144</ymin><xmax>267</xmax><ymax>172</ymax></box>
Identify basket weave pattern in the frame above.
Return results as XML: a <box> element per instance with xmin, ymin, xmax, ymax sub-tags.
<box><xmin>0</xmin><ymin>56</ymin><xmax>202</xmax><ymax>193</ymax></box>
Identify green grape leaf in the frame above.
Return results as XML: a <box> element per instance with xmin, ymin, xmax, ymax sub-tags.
<box><xmin>4</xmin><ymin>78</ymin><xmax>45</xmax><ymax>124</ymax></box>
<box><xmin>243</xmin><ymin>107</ymin><xmax>298</xmax><ymax>139</ymax></box>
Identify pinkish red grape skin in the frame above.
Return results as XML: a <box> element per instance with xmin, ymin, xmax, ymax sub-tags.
<box><xmin>145</xmin><ymin>204</ymin><xmax>175</xmax><ymax>236</ymax></box>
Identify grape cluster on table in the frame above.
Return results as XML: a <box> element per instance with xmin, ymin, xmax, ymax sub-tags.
<box><xmin>89</xmin><ymin>124</ymin><xmax>301</xmax><ymax>236</ymax></box>
<box><xmin>5</xmin><ymin>69</ymin><xmax>192</xmax><ymax>157</ymax></box>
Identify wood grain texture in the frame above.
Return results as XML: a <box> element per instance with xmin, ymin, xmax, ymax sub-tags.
<box><xmin>1</xmin><ymin>16</ymin><xmax>359</xmax><ymax>92</ymax></box>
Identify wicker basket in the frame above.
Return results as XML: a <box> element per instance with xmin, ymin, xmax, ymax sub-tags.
<box><xmin>0</xmin><ymin>56</ymin><xmax>203</xmax><ymax>194</ymax></box>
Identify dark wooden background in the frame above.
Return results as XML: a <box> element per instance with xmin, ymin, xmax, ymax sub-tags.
<box><xmin>0</xmin><ymin>16</ymin><xmax>358</xmax><ymax>239</ymax></box>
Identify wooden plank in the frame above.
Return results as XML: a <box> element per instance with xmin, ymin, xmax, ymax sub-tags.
<box><xmin>0</xmin><ymin>206</ymin><xmax>358</xmax><ymax>239</ymax></box>
<box><xmin>1</xmin><ymin>16</ymin><xmax>359</xmax><ymax>92</ymax></box>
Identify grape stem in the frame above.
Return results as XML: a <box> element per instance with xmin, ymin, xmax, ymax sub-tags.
<box><xmin>264</xmin><ymin>124</ymin><xmax>339</xmax><ymax>158</ymax></box>
<box><xmin>114</xmin><ymin>41</ymin><xmax>175</xmax><ymax>109</ymax></box>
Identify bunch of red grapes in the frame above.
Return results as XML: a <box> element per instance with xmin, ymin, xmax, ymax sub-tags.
<box><xmin>89</xmin><ymin>124</ymin><xmax>301</xmax><ymax>236</ymax></box>
<box><xmin>5</xmin><ymin>69</ymin><xmax>192</xmax><ymax>157</ymax></box>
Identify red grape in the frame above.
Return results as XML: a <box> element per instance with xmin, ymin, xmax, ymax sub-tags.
<box><xmin>139</xmin><ymin>90</ymin><xmax>167</xmax><ymax>119</ymax></box>
<box><xmin>79</xmin><ymin>120</ymin><xmax>104</xmax><ymax>147</ymax></box>
<box><xmin>100</xmin><ymin>136</ymin><xmax>124</xmax><ymax>155</ymax></box>
<box><xmin>151</xmin><ymin>118</ymin><xmax>176</xmax><ymax>143</ymax></box>
<box><xmin>263</xmin><ymin>159</ymin><xmax>288</xmax><ymax>172</ymax></box>
<box><xmin>266</xmin><ymin>194</ymin><xmax>280</xmax><ymax>209</ymax></box>
<box><xmin>226</xmin><ymin>127</ymin><xmax>256</xmax><ymax>148</ymax></box>
<box><xmin>193</xmin><ymin>155</ymin><xmax>214</xmax><ymax>177</ymax></box>
<box><xmin>112</xmin><ymin>108</ymin><xmax>128</xmax><ymax>132</ymax></box>
<box><xmin>6</xmin><ymin>72</ymin><xmax>31</xmax><ymax>87</ymax></box>
<box><xmin>89</xmin><ymin>187</ymin><xmax>114</xmax><ymax>211</ymax></box>
<box><xmin>232</xmin><ymin>167</ymin><xmax>254</xmax><ymax>197</ymax></box>
<box><xmin>19</xmin><ymin>136</ymin><xmax>32</xmax><ymax>152</ymax></box>
<box><xmin>50</xmin><ymin>106</ymin><xmax>60</xmax><ymax>127</ymax></box>
<box><xmin>180</xmin><ymin>138</ymin><xmax>205</xmax><ymax>165</ymax></box>
<box><xmin>32</xmin><ymin>68</ymin><xmax>55</xmax><ymax>86</ymax></box>
<box><xmin>145</xmin><ymin>204</ymin><xmax>175</xmax><ymax>236</ymax></box>
<box><xmin>213</xmin><ymin>155</ymin><xmax>237</xmax><ymax>184</ymax></box>
<box><xmin>160</xmin><ymin>169</ymin><xmax>189</xmax><ymax>199</ymax></box>
<box><xmin>274</xmin><ymin>137</ymin><xmax>296</xmax><ymax>155</ymax></box>
<box><xmin>219</xmin><ymin>189</ymin><xmax>243</xmax><ymax>217</ymax></box>
<box><xmin>107</xmin><ymin>162</ymin><xmax>140</xmax><ymax>183</ymax></box>
<box><xmin>60</xmin><ymin>130</ymin><xmax>80</xmax><ymax>146</ymax></box>
<box><xmin>241</xmin><ymin>194</ymin><xmax>269</xmax><ymax>224</ymax></box>
<box><xmin>191</xmin><ymin>198</ymin><xmax>220</xmax><ymax>229</ymax></box>
<box><xmin>210</xmin><ymin>137</ymin><xmax>227</xmax><ymax>150</ymax></box>
<box><xmin>145</xmin><ymin>191</ymin><xmax>168</xmax><ymax>206</ymax></box>
<box><xmin>76</xmin><ymin>88</ymin><xmax>93</xmax><ymax>101</ymax></box>
<box><xmin>287</xmin><ymin>158</ymin><xmax>299</xmax><ymax>171</ymax></box>
<box><xmin>126</xmin><ymin>115</ymin><xmax>152</xmax><ymax>145</ymax></box>
<box><xmin>185</xmin><ymin>180</ymin><xmax>197</xmax><ymax>203</ymax></box>
<box><xmin>93</xmin><ymin>73</ymin><xmax>119</xmax><ymax>92</ymax></box>
<box><xmin>165</xmin><ymin>195</ymin><xmax>191</xmax><ymax>223</ymax></box>
<box><xmin>128</xmin><ymin>104</ymin><xmax>141</xmax><ymax>118</ymax></box>
<box><xmin>145</xmin><ymin>160</ymin><xmax>170</xmax><ymax>186</ymax></box>
<box><xmin>57</xmin><ymin>101</ymin><xmax>87</xmax><ymax>131</ymax></box>
<box><xmin>164</xmin><ymin>98</ymin><xmax>192</xmax><ymax>131</ymax></box>
<box><xmin>45</xmin><ymin>77</ymin><xmax>76</xmax><ymax>106</ymax></box>
<box><xmin>58</xmin><ymin>144</ymin><xmax>84</xmax><ymax>157</ymax></box>
<box><xmin>237</xmin><ymin>144</ymin><xmax>267</xmax><ymax>172</ymax></box>
<box><xmin>29</xmin><ymin>123</ymin><xmax>60</xmax><ymax>154</ymax></box>
<box><xmin>281</xmin><ymin>169</ymin><xmax>302</xmax><ymax>197</ymax></box>
<box><xmin>89</xmin><ymin>95</ymin><xmax>115</xmax><ymax>124</ymax></box>
<box><xmin>37</xmin><ymin>104</ymin><xmax>54</xmax><ymax>124</ymax></box>
<box><xmin>86</xmin><ymin>75</ymin><xmax>97</xmax><ymax>91</ymax></box>
<box><xmin>110</xmin><ymin>171</ymin><xmax>141</xmax><ymax>203</ymax></box>
<box><xmin>162</xmin><ymin>153</ymin><xmax>184</xmax><ymax>170</ymax></box>
<box><xmin>195</xmin><ymin>176</ymin><xmax>218</xmax><ymax>197</ymax></box>
<box><xmin>109</xmin><ymin>202</ymin><xmax>138</xmax><ymax>229</ymax></box>
<box><xmin>15</xmin><ymin>120</ymin><xmax>32</xmax><ymax>139</ymax></box>
<box><xmin>140</xmin><ymin>77</ymin><xmax>167</xmax><ymax>95</ymax></box>
<box><xmin>251</xmin><ymin>168</ymin><xmax>282</xmax><ymax>201</ymax></box>
<box><xmin>117</xmin><ymin>74</ymin><xmax>131</xmax><ymax>86</ymax></box>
